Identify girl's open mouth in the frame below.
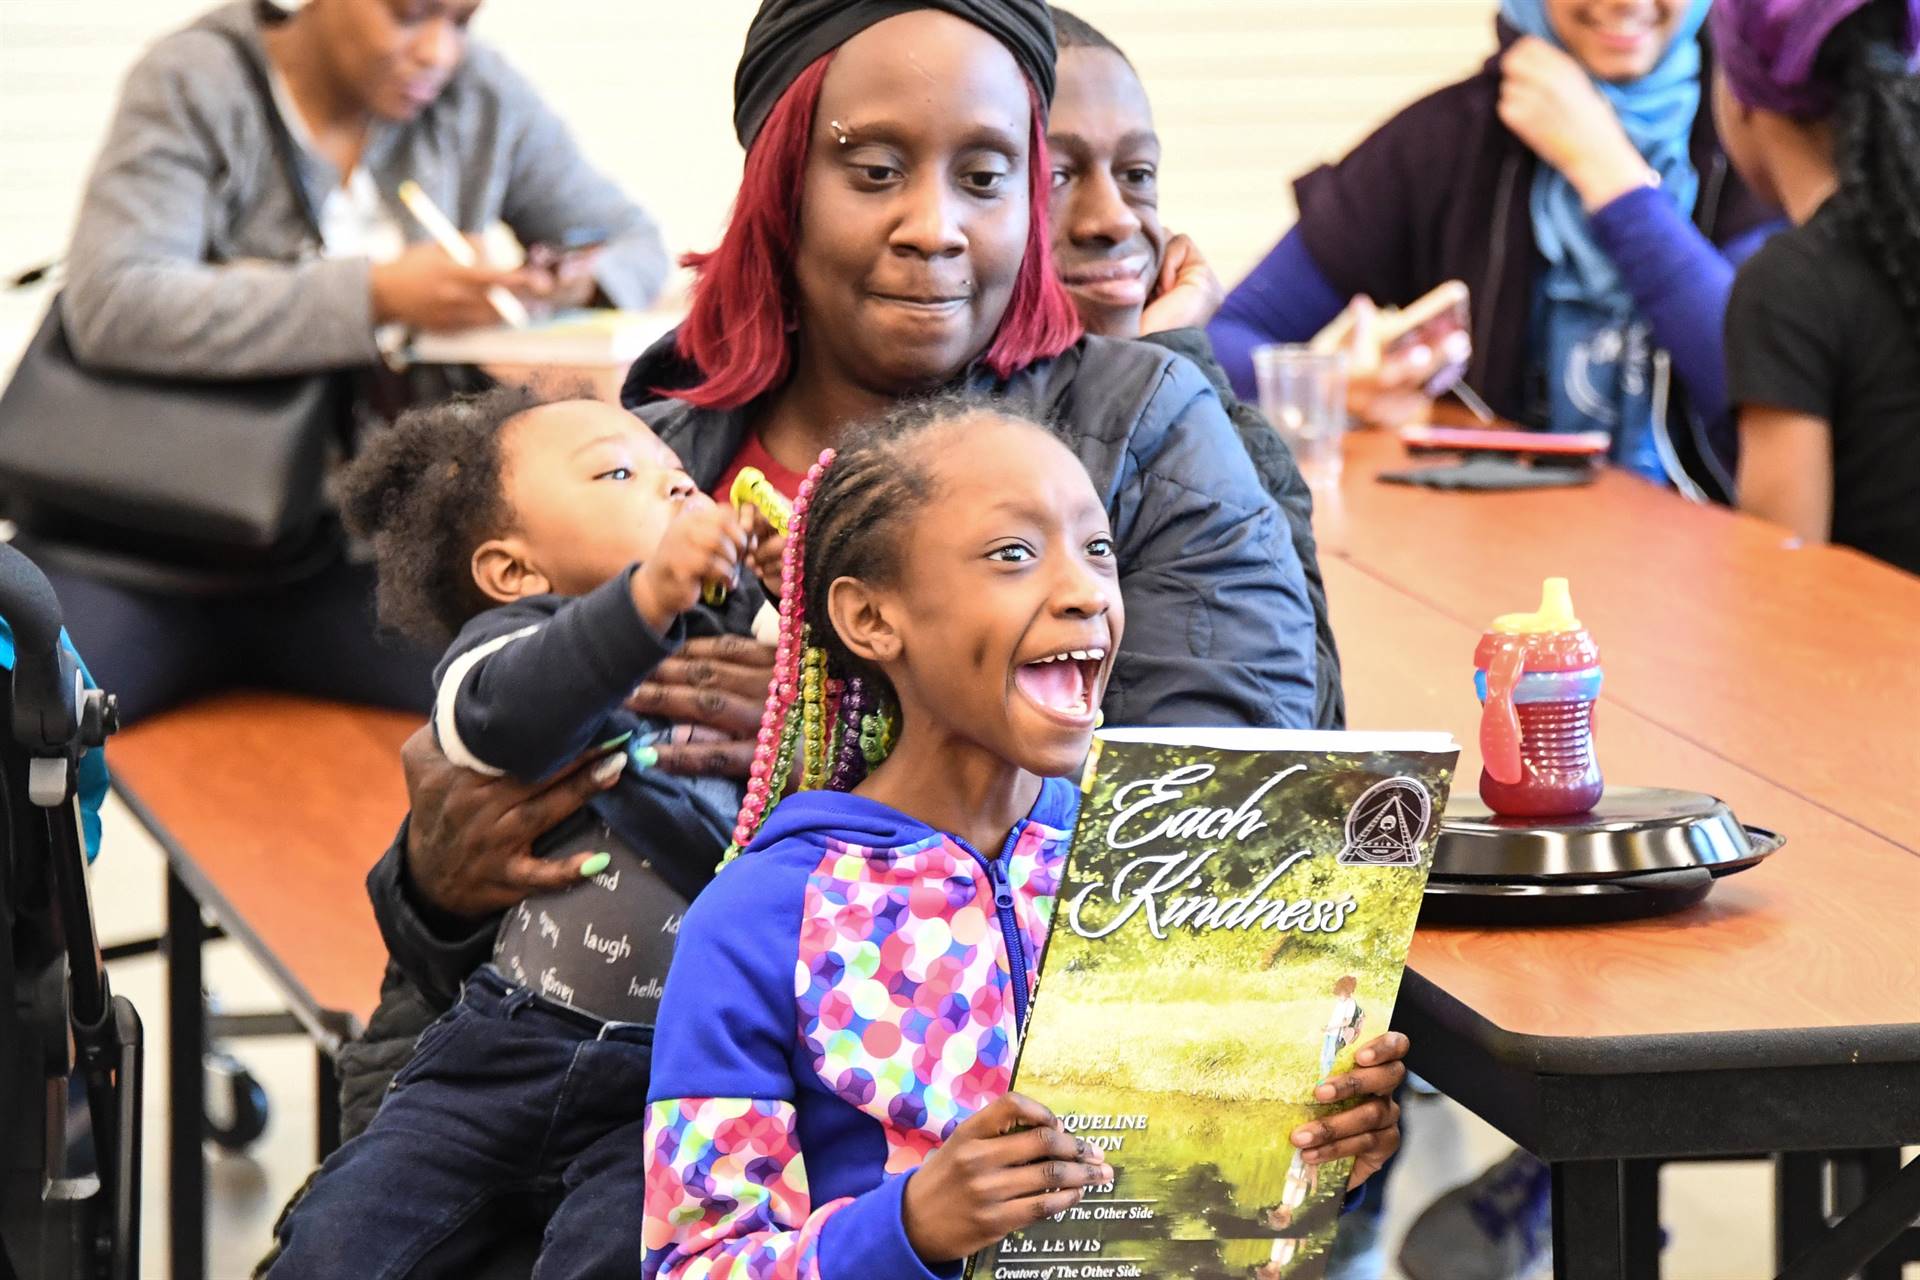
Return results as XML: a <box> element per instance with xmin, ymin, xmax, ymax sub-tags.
<box><xmin>1014</xmin><ymin>648</ymin><xmax>1108</xmax><ymax>723</ymax></box>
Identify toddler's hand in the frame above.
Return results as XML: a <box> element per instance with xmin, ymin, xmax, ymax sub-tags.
<box><xmin>630</xmin><ymin>496</ymin><xmax>749</xmax><ymax>633</ymax></box>
<box><xmin>902</xmin><ymin>1092</ymin><xmax>1113</xmax><ymax>1264</ymax></box>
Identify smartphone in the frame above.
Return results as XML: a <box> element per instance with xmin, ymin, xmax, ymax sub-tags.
<box><xmin>1400</xmin><ymin>424</ymin><xmax>1610</xmax><ymax>457</ymax></box>
<box><xmin>1313</xmin><ymin>281</ymin><xmax>1471</xmax><ymax>394</ymax></box>
<box><xmin>1380</xmin><ymin>281</ymin><xmax>1469</xmax><ymax>360</ymax></box>
<box><xmin>526</xmin><ymin>227</ymin><xmax>609</xmax><ymax>268</ymax></box>
<box><xmin>552</xmin><ymin>226</ymin><xmax>609</xmax><ymax>254</ymax></box>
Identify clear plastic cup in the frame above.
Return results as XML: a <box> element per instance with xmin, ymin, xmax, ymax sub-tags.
<box><xmin>1253</xmin><ymin>345</ymin><xmax>1348</xmax><ymax>486</ymax></box>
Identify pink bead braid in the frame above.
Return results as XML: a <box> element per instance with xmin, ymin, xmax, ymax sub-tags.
<box><xmin>729</xmin><ymin>448</ymin><xmax>837</xmax><ymax>854</ymax></box>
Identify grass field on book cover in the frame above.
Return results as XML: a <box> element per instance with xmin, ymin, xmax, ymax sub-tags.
<box><xmin>976</xmin><ymin>731</ymin><xmax>1456</xmax><ymax>1280</ymax></box>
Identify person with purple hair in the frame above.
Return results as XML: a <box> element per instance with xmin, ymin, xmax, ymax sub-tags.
<box><xmin>1715</xmin><ymin>0</ymin><xmax>1920</xmax><ymax>573</ymax></box>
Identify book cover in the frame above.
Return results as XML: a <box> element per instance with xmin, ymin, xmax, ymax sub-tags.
<box><xmin>976</xmin><ymin>728</ymin><xmax>1459</xmax><ymax>1280</ymax></box>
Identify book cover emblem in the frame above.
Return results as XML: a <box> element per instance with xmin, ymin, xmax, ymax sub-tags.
<box><xmin>1336</xmin><ymin>776</ymin><xmax>1434</xmax><ymax>867</ymax></box>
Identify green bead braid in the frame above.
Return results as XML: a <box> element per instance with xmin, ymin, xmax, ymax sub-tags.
<box><xmin>801</xmin><ymin>643</ymin><xmax>829</xmax><ymax>791</ymax></box>
<box><xmin>859</xmin><ymin>699</ymin><xmax>898</xmax><ymax>765</ymax></box>
<box><xmin>769</xmin><ymin>714</ymin><xmax>800</xmax><ymax>808</ymax></box>
<box><xmin>721</xmin><ymin>689</ymin><xmax>806</xmax><ymax>866</ymax></box>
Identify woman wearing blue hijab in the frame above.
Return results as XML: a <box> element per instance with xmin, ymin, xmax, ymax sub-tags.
<box><xmin>1508</xmin><ymin>0</ymin><xmax>1715</xmax><ymax>477</ymax></box>
<box><xmin>1210</xmin><ymin>0</ymin><xmax>1782</xmax><ymax>499</ymax></box>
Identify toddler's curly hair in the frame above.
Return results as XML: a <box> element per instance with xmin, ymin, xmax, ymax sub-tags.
<box><xmin>337</xmin><ymin>383</ymin><xmax>553</xmax><ymax>649</ymax></box>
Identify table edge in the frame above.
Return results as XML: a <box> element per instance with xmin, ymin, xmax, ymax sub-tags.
<box><xmin>1403</xmin><ymin>967</ymin><xmax>1920</xmax><ymax>1075</ymax></box>
<box><xmin>111</xmin><ymin>778</ymin><xmax>366</xmax><ymax>1052</ymax></box>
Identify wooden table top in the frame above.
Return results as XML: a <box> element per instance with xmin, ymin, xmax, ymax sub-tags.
<box><xmin>1317</xmin><ymin>431</ymin><xmax>1920</xmax><ymax>854</ymax></box>
<box><xmin>110</xmin><ymin>693</ymin><xmax>416</xmax><ymax>1033</ymax></box>
<box><xmin>1327</xmin><ymin>558</ymin><xmax>1920</xmax><ymax>1051</ymax></box>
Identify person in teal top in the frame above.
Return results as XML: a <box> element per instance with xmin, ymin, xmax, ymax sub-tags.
<box><xmin>0</xmin><ymin>617</ymin><xmax>110</xmax><ymax>862</ymax></box>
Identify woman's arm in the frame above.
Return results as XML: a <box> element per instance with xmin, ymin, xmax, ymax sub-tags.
<box><xmin>1496</xmin><ymin>35</ymin><xmax>1782</xmax><ymax>426</ymax></box>
<box><xmin>60</xmin><ymin>35</ymin><xmax>384</xmax><ymax>378</ymax></box>
<box><xmin>440</xmin><ymin>573</ymin><xmax>677</xmax><ymax>781</ymax></box>
<box><xmin>1723</xmin><ymin>231</ymin><xmax>1839</xmax><ymax>539</ymax></box>
<box><xmin>1206</xmin><ymin>234</ymin><xmax>1443</xmax><ymax>430</ymax></box>
<box><xmin>366</xmin><ymin>728</ymin><xmax>622</xmax><ymax>1005</ymax></box>
<box><xmin>366</xmin><ymin>825</ymin><xmax>500</xmax><ymax>1009</ymax></box>
<box><xmin>1104</xmin><ymin>361</ymin><xmax>1317</xmax><ymax>730</ymax></box>
<box><xmin>1589</xmin><ymin>187</ymin><xmax>1772</xmax><ymax>426</ymax></box>
<box><xmin>1206</xmin><ymin>228</ymin><xmax>1348</xmax><ymax>402</ymax></box>
<box><xmin>1736</xmin><ymin>406</ymin><xmax>1833</xmax><ymax>543</ymax></box>
<box><xmin>483</xmin><ymin>49</ymin><xmax>669</xmax><ymax>311</ymax></box>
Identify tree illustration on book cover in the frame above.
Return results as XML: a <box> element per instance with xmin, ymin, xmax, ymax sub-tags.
<box><xmin>972</xmin><ymin>729</ymin><xmax>1458</xmax><ymax>1280</ymax></box>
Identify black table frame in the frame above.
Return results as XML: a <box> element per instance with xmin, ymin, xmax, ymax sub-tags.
<box><xmin>1399</xmin><ymin>968</ymin><xmax>1920</xmax><ymax>1279</ymax></box>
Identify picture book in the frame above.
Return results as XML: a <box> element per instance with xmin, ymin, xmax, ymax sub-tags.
<box><xmin>974</xmin><ymin>728</ymin><xmax>1459</xmax><ymax>1280</ymax></box>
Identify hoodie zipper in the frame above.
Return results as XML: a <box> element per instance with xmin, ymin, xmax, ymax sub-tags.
<box><xmin>959</xmin><ymin>826</ymin><xmax>1033</xmax><ymax>1034</ymax></box>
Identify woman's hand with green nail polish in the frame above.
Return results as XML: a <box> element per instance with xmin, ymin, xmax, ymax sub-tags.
<box><xmin>626</xmin><ymin>636</ymin><xmax>777</xmax><ymax>778</ymax></box>
<box><xmin>400</xmin><ymin>727</ymin><xmax>614</xmax><ymax>919</ymax></box>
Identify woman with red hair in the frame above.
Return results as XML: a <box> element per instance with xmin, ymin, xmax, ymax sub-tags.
<box><xmin>616</xmin><ymin>0</ymin><xmax>1316</xmax><ymax>735</ymax></box>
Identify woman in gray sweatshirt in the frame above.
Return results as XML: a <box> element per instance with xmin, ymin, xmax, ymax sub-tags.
<box><xmin>37</xmin><ymin>0</ymin><xmax>670</xmax><ymax>724</ymax></box>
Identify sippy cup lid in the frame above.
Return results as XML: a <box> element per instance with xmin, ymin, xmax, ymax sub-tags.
<box><xmin>1476</xmin><ymin>578</ymin><xmax>1600</xmax><ymax>673</ymax></box>
<box><xmin>1492</xmin><ymin>578</ymin><xmax>1579</xmax><ymax>635</ymax></box>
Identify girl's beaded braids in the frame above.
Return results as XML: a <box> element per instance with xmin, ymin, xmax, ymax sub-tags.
<box><xmin>727</xmin><ymin>439</ymin><xmax>910</xmax><ymax>859</ymax></box>
<box><xmin>726</xmin><ymin>392</ymin><xmax>1048</xmax><ymax>859</ymax></box>
<box><xmin>730</xmin><ymin>450</ymin><xmax>837</xmax><ymax>856</ymax></box>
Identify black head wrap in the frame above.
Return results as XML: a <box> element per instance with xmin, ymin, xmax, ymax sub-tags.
<box><xmin>733</xmin><ymin>0</ymin><xmax>1058</xmax><ymax>148</ymax></box>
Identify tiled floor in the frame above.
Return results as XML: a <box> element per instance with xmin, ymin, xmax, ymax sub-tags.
<box><xmin>81</xmin><ymin>793</ymin><xmax>1907</xmax><ymax>1279</ymax></box>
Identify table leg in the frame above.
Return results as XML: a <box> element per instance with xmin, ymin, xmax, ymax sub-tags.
<box><xmin>1621</xmin><ymin>1160</ymin><xmax>1662</xmax><ymax>1272</ymax></box>
<box><xmin>1833</xmin><ymin>1151</ymin><xmax>1904</xmax><ymax>1280</ymax></box>
<box><xmin>164</xmin><ymin>868</ymin><xmax>205</xmax><ymax>1280</ymax></box>
<box><xmin>1551</xmin><ymin>1159</ymin><xmax>1663</xmax><ymax>1279</ymax></box>
<box><xmin>1778</xmin><ymin>1153</ymin><xmax>1920</xmax><ymax>1280</ymax></box>
<box><xmin>1552</xmin><ymin>1161</ymin><xmax>1623</xmax><ymax>1280</ymax></box>
<box><xmin>315</xmin><ymin>1048</ymin><xmax>341</xmax><ymax>1163</ymax></box>
<box><xmin>1776</xmin><ymin>1153</ymin><xmax>1828</xmax><ymax>1273</ymax></box>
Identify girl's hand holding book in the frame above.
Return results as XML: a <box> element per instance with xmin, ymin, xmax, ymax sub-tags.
<box><xmin>1293</xmin><ymin>1030</ymin><xmax>1410</xmax><ymax>1191</ymax></box>
<box><xmin>902</xmin><ymin>1092</ymin><xmax>1114</xmax><ymax>1264</ymax></box>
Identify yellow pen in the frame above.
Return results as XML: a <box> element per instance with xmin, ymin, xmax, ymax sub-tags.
<box><xmin>395</xmin><ymin>180</ymin><xmax>532</xmax><ymax>328</ymax></box>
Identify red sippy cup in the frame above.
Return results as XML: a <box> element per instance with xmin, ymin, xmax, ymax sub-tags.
<box><xmin>1474</xmin><ymin>578</ymin><xmax>1604</xmax><ymax>818</ymax></box>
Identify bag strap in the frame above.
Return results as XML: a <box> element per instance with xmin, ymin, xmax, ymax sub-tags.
<box><xmin>212</xmin><ymin>20</ymin><xmax>325</xmax><ymax>247</ymax></box>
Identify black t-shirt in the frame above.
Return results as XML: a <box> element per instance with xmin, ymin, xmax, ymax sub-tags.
<box><xmin>1725</xmin><ymin>200</ymin><xmax>1920</xmax><ymax>575</ymax></box>
<box><xmin>492</xmin><ymin>812</ymin><xmax>687</xmax><ymax>1025</ymax></box>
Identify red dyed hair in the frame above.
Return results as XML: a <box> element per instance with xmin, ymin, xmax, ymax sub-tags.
<box><xmin>673</xmin><ymin>53</ymin><xmax>1082</xmax><ymax>410</ymax></box>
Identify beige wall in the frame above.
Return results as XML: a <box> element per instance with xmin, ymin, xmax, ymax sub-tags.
<box><xmin>1</xmin><ymin>0</ymin><xmax>1496</xmax><ymax>306</ymax></box>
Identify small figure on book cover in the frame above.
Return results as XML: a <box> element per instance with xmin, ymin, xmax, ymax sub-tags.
<box><xmin>1318</xmin><ymin>975</ymin><xmax>1366</xmax><ymax>1084</ymax></box>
